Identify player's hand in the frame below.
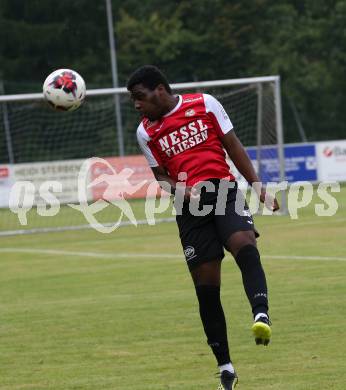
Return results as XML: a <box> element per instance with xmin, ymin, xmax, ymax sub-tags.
<box><xmin>184</xmin><ymin>186</ymin><xmax>200</xmax><ymax>202</ymax></box>
<box><xmin>260</xmin><ymin>189</ymin><xmax>280</xmax><ymax>212</ymax></box>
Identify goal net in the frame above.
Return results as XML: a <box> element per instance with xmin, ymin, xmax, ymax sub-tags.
<box><xmin>0</xmin><ymin>76</ymin><xmax>285</xmax><ymax>235</ymax></box>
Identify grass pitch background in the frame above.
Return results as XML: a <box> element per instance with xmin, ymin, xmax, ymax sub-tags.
<box><xmin>1</xmin><ymin>187</ymin><xmax>346</xmax><ymax>389</ymax></box>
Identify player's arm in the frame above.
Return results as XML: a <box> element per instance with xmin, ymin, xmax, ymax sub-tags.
<box><xmin>151</xmin><ymin>166</ymin><xmax>176</xmax><ymax>193</ymax></box>
<box><xmin>151</xmin><ymin>166</ymin><xmax>195</xmax><ymax>200</ymax></box>
<box><xmin>204</xmin><ymin>93</ymin><xmax>279</xmax><ymax>211</ymax></box>
<box><xmin>221</xmin><ymin>131</ymin><xmax>260</xmax><ymax>185</ymax></box>
<box><xmin>221</xmin><ymin>132</ymin><xmax>280</xmax><ymax>211</ymax></box>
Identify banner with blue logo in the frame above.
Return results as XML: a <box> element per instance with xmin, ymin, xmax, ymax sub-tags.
<box><xmin>245</xmin><ymin>144</ymin><xmax>318</xmax><ymax>183</ymax></box>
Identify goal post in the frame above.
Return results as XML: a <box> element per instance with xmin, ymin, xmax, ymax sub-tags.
<box><xmin>0</xmin><ymin>76</ymin><xmax>286</xmax><ymax>235</ymax></box>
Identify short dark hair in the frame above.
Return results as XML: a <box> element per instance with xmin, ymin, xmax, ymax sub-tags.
<box><xmin>126</xmin><ymin>65</ymin><xmax>172</xmax><ymax>94</ymax></box>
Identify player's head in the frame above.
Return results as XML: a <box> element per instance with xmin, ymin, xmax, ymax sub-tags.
<box><xmin>127</xmin><ymin>65</ymin><xmax>173</xmax><ymax>121</ymax></box>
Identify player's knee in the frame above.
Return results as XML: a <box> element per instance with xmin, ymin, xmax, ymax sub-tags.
<box><xmin>225</xmin><ymin>231</ymin><xmax>256</xmax><ymax>257</ymax></box>
<box><xmin>190</xmin><ymin>259</ymin><xmax>221</xmax><ymax>286</ymax></box>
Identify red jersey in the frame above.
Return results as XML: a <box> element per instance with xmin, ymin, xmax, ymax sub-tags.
<box><xmin>137</xmin><ymin>93</ymin><xmax>235</xmax><ymax>186</ymax></box>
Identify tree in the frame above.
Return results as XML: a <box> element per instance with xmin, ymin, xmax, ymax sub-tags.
<box><xmin>1</xmin><ymin>0</ymin><xmax>345</xmax><ymax>142</ymax></box>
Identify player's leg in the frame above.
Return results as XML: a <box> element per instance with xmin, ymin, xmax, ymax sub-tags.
<box><xmin>225</xmin><ymin>231</ymin><xmax>271</xmax><ymax>345</ymax></box>
<box><xmin>214</xmin><ymin>181</ymin><xmax>271</xmax><ymax>345</ymax></box>
<box><xmin>190</xmin><ymin>260</ymin><xmax>229</xmax><ymax>365</ymax></box>
<box><xmin>190</xmin><ymin>260</ymin><xmax>238</xmax><ymax>389</ymax></box>
<box><xmin>225</xmin><ymin>230</ymin><xmax>269</xmax><ymax>318</ymax></box>
<box><xmin>176</xmin><ymin>185</ymin><xmax>238</xmax><ymax>388</ymax></box>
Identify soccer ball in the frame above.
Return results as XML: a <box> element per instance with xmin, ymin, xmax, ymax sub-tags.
<box><xmin>43</xmin><ymin>69</ymin><xmax>86</xmax><ymax>111</ymax></box>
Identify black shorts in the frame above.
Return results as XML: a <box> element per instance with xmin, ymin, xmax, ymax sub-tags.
<box><xmin>176</xmin><ymin>179</ymin><xmax>259</xmax><ymax>271</ymax></box>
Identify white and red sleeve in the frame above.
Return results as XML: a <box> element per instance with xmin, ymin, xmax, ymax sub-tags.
<box><xmin>203</xmin><ymin>93</ymin><xmax>234</xmax><ymax>137</ymax></box>
<box><xmin>136</xmin><ymin>123</ymin><xmax>161</xmax><ymax>167</ymax></box>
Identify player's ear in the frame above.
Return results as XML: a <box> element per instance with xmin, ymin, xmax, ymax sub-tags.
<box><xmin>156</xmin><ymin>84</ymin><xmax>166</xmax><ymax>94</ymax></box>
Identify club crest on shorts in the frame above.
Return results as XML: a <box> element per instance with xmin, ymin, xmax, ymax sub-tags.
<box><xmin>184</xmin><ymin>246</ymin><xmax>196</xmax><ymax>260</ymax></box>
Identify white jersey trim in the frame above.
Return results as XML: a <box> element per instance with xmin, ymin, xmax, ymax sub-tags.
<box><xmin>203</xmin><ymin>94</ymin><xmax>233</xmax><ymax>134</ymax></box>
<box><xmin>136</xmin><ymin>123</ymin><xmax>160</xmax><ymax>167</ymax></box>
<box><xmin>163</xmin><ymin>95</ymin><xmax>182</xmax><ymax>117</ymax></box>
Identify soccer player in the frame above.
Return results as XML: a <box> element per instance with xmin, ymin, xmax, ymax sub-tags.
<box><xmin>127</xmin><ymin>65</ymin><xmax>279</xmax><ymax>390</ymax></box>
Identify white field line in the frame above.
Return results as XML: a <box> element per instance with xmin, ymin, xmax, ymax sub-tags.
<box><xmin>265</xmin><ymin>255</ymin><xmax>346</xmax><ymax>262</ymax></box>
<box><xmin>0</xmin><ymin>216</ymin><xmax>345</xmax><ymax>238</ymax></box>
<box><xmin>0</xmin><ymin>248</ymin><xmax>180</xmax><ymax>259</ymax></box>
<box><xmin>258</xmin><ymin>217</ymin><xmax>346</xmax><ymax>229</ymax></box>
<box><xmin>0</xmin><ymin>248</ymin><xmax>346</xmax><ymax>262</ymax></box>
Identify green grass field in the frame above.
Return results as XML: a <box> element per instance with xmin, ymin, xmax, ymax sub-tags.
<box><xmin>1</xmin><ymin>186</ymin><xmax>346</xmax><ymax>389</ymax></box>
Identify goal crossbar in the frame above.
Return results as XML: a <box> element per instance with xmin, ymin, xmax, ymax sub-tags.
<box><xmin>0</xmin><ymin>76</ymin><xmax>280</xmax><ymax>103</ymax></box>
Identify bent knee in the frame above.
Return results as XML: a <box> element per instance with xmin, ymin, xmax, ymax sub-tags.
<box><xmin>190</xmin><ymin>259</ymin><xmax>222</xmax><ymax>286</ymax></box>
<box><xmin>225</xmin><ymin>230</ymin><xmax>257</xmax><ymax>258</ymax></box>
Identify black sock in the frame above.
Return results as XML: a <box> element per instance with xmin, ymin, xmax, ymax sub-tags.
<box><xmin>195</xmin><ymin>285</ymin><xmax>230</xmax><ymax>366</ymax></box>
<box><xmin>235</xmin><ymin>245</ymin><xmax>269</xmax><ymax>317</ymax></box>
